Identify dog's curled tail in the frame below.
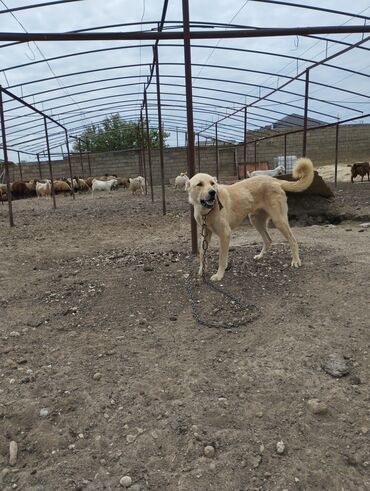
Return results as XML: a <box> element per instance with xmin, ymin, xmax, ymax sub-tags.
<box><xmin>278</xmin><ymin>157</ymin><xmax>314</xmax><ymax>193</ymax></box>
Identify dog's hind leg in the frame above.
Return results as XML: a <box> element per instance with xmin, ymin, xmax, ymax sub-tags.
<box><xmin>250</xmin><ymin>210</ymin><xmax>272</xmax><ymax>260</ymax></box>
<box><xmin>268</xmin><ymin>203</ymin><xmax>301</xmax><ymax>267</ymax></box>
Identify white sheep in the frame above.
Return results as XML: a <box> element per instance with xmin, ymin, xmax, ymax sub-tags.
<box><xmin>174</xmin><ymin>172</ymin><xmax>189</xmax><ymax>191</ymax></box>
<box><xmin>36</xmin><ymin>180</ymin><xmax>51</xmax><ymax>198</ymax></box>
<box><xmin>129</xmin><ymin>176</ymin><xmax>145</xmax><ymax>195</ymax></box>
<box><xmin>250</xmin><ymin>165</ymin><xmax>286</xmax><ymax>177</ymax></box>
<box><xmin>91</xmin><ymin>178</ymin><xmax>118</xmax><ymax>195</ymax></box>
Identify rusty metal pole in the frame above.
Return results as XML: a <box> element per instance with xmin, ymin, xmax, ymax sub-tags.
<box><xmin>140</xmin><ymin>116</ymin><xmax>148</xmax><ymax>194</ymax></box>
<box><xmin>154</xmin><ymin>45</ymin><xmax>166</xmax><ymax>215</ymax></box>
<box><xmin>60</xmin><ymin>145</ymin><xmax>65</xmax><ymax>159</ymax></box>
<box><xmin>144</xmin><ymin>90</ymin><xmax>154</xmax><ymax>202</ymax></box>
<box><xmin>0</xmin><ymin>87</ymin><xmax>14</xmax><ymax>226</ymax></box>
<box><xmin>86</xmin><ymin>140</ymin><xmax>92</xmax><ymax>176</ymax></box>
<box><xmin>334</xmin><ymin>123</ymin><xmax>339</xmax><ymax>188</ymax></box>
<box><xmin>197</xmin><ymin>133</ymin><xmax>201</xmax><ymax>172</ymax></box>
<box><xmin>284</xmin><ymin>133</ymin><xmax>287</xmax><ymax>172</ymax></box>
<box><xmin>243</xmin><ymin>105</ymin><xmax>247</xmax><ymax>178</ymax></box>
<box><xmin>254</xmin><ymin>140</ymin><xmax>257</xmax><ymax>170</ymax></box>
<box><xmin>17</xmin><ymin>151</ymin><xmax>23</xmax><ymax>181</ymax></box>
<box><xmin>176</xmin><ymin>127</ymin><xmax>179</xmax><ymax>147</ymax></box>
<box><xmin>215</xmin><ymin>122</ymin><xmax>220</xmax><ymax>181</ymax></box>
<box><xmin>65</xmin><ymin>129</ymin><xmax>75</xmax><ymax>199</ymax></box>
<box><xmin>234</xmin><ymin>146</ymin><xmax>238</xmax><ymax>177</ymax></box>
<box><xmin>302</xmin><ymin>69</ymin><xmax>310</xmax><ymax>157</ymax></box>
<box><xmin>37</xmin><ymin>153</ymin><xmax>42</xmax><ymax>179</ymax></box>
<box><xmin>43</xmin><ymin>116</ymin><xmax>56</xmax><ymax>209</ymax></box>
<box><xmin>78</xmin><ymin>139</ymin><xmax>85</xmax><ymax>178</ymax></box>
<box><xmin>182</xmin><ymin>0</ymin><xmax>197</xmax><ymax>253</ymax></box>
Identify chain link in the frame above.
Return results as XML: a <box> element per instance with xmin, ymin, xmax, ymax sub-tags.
<box><xmin>185</xmin><ymin>213</ymin><xmax>259</xmax><ymax>328</ymax></box>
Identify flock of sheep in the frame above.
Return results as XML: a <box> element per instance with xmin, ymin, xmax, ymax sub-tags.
<box><xmin>0</xmin><ymin>174</ymin><xmax>147</xmax><ymax>201</ymax></box>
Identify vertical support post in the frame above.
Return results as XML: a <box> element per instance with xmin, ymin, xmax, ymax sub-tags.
<box><xmin>182</xmin><ymin>0</ymin><xmax>197</xmax><ymax>254</ymax></box>
<box><xmin>243</xmin><ymin>105</ymin><xmax>247</xmax><ymax>178</ymax></box>
<box><xmin>302</xmin><ymin>69</ymin><xmax>310</xmax><ymax>157</ymax></box>
<box><xmin>43</xmin><ymin>116</ymin><xmax>56</xmax><ymax>209</ymax></box>
<box><xmin>284</xmin><ymin>133</ymin><xmax>287</xmax><ymax>173</ymax></box>
<box><xmin>140</xmin><ymin>116</ymin><xmax>148</xmax><ymax>194</ymax></box>
<box><xmin>154</xmin><ymin>45</ymin><xmax>166</xmax><ymax>215</ymax></box>
<box><xmin>0</xmin><ymin>87</ymin><xmax>14</xmax><ymax>227</ymax></box>
<box><xmin>144</xmin><ymin>90</ymin><xmax>154</xmax><ymax>202</ymax></box>
<box><xmin>215</xmin><ymin>122</ymin><xmax>219</xmax><ymax>181</ymax></box>
<box><xmin>234</xmin><ymin>147</ymin><xmax>238</xmax><ymax>177</ymax></box>
<box><xmin>37</xmin><ymin>153</ymin><xmax>43</xmax><ymax>179</ymax></box>
<box><xmin>65</xmin><ymin>130</ymin><xmax>75</xmax><ymax>199</ymax></box>
<box><xmin>334</xmin><ymin>123</ymin><xmax>339</xmax><ymax>188</ymax></box>
<box><xmin>86</xmin><ymin>141</ymin><xmax>92</xmax><ymax>176</ymax></box>
<box><xmin>78</xmin><ymin>139</ymin><xmax>85</xmax><ymax>178</ymax></box>
<box><xmin>197</xmin><ymin>133</ymin><xmax>201</xmax><ymax>172</ymax></box>
<box><xmin>254</xmin><ymin>140</ymin><xmax>257</xmax><ymax>170</ymax></box>
<box><xmin>17</xmin><ymin>151</ymin><xmax>23</xmax><ymax>180</ymax></box>
<box><xmin>60</xmin><ymin>145</ymin><xmax>65</xmax><ymax>159</ymax></box>
<box><xmin>176</xmin><ymin>127</ymin><xmax>179</xmax><ymax>147</ymax></box>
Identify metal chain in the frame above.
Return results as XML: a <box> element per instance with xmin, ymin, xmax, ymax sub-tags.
<box><xmin>185</xmin><ymin>214</ymin><xmax>259</xmax><ymax>328</ymax></box>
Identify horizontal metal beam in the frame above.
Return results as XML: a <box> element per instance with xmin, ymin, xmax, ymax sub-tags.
<box><xmin>0</xmin><ymin>25</ymin><xmax>370</xmax><ymax>42</ymax></box>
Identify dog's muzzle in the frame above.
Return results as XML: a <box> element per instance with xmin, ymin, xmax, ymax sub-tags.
<box><xmin>200</xmin><ymin>189</ymin><xmax>216</xmax><ymax>209</ymax></box>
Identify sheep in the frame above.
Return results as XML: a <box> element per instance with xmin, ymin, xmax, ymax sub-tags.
<box><xmin>174</xmin><ymin>172</ymin><xmax>189</xmax><ymax>191</ymax></box>
<box><xmin>117</xmin><ymin>176</ymin><xmax>130</xmax><ymax>188</ymax></box>
<box><xmin>25</xmin><ymin>179</ymin><xmax>37</xmax><ymax>197</ymax></box>
<box><xmin>76</xmin><ymin>178</ymin><xmax>90</xmax><ymax>191</ymax></box>
<box><xmin>129</xmin><ymin>176</ymin><xmax>145</xmax><ymax>195</ymax></box>
<box><xmin>250</xmin><ymin>165</ymin><xmax>285</xmax><ymax>177</ymax></box>
<box><xmin>85</xmin><ymin>176</ymin><xmax>95</xmax><ymax>187</ymax></box>
<box><xmin>98</xmin><ymin>174</ymin><xmax>118</xmax><ymax>181</ymax></box>
<box><xmin>36</xmin><ymin>180</ymin><xmax>51</xmax><ymax>198</ymax></box>
<box><xmin>348</xmin><ymin>162</ymin><xmax>370</xmax><ymax>183</ymax></box>
<box><xmin>0</xmin><ymin>183</ymin><xmax>7</xmax><ymax>204</ymax></box>
<box><xmin>11</xmin><ymin>181</ymin><xmax>29</xmax><ymax>199</ymax></box>
<box><xmin>53</xmin><ymin>180</ymin><xmax>72</xmax><ymax>195</ymax></box>
<box><xmin>91</xmin><ymin>178</ymin><xmax>118</xmax><ymax>195</ymax></box>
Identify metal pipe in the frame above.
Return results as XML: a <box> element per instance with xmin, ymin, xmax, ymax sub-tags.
<box><xmin>17</xmin><ymin>151</ymin><xmax>23</xmax><ymax>180</ymax></box>
<box><xmin>182</xmin><ymin>0</ymin><xmax>197</xmax><ymax>254</ymax></box>
<box><xmin>197</xmin><ymin>133</ymin><xmax>201</xmax><ymax>172</ymax></box>
<box><xmin>144</xmin><ymin>90</ymin><xmax>154</xmax><ymax>202</ymax></box>
<box><xmin>243</xmin><ymin>105</ymin><xmax>247</xmax><ymax>178</ymax></box>
<box><xmin>43</xmin><ymin>116</ymin><xmax>56</xmax><ymax>209</ymax></box>
<box><xmin>334</xmin><ymin>123</ymin><xmax>339</xmax><ymax>188</ymax></box>
<box><xmin>0</xmin><ymin>87</ymin><xmax>14</xmax><ymax>226</ymax></box>
<box><xmin>37</xmin><ymin>153</ymin><xmax>43</xmax><ymax>179</ymax></box>
<box><xmin>284</xmin><ymin>133</ymin><xmax>287</xmax><ymax>173</ymax></box>
<box><xmin>78</xmin><ymin>139</ymin><xmax>85</xmax><ymax>178</ymax></box>
<box><xmin>154</xmin><ymin>45</ymin><xmax>166</xmax><ymax>215</ymax></box>
<box><xmin>254</xmin><ymin>141</ymin><xmax>257</xmax><ymax>170</ymax></box>
<box><xmin>303</xmin><ymin>69</ymin><xmax>310</xmax><ymax>157</ymax></box>
<box><xmin>1</xmin><ymin>24</ymin><xmax>370</xmax><ymax>42</ymax></box>
<box><xmin>64</xmin><ymin>129</ymin><xmax>75</xmax><ymax>199</ymax></box>
<box><xmin>140</xmin><ymin>117</ymin><xmax>148</xmax><ymax>194</ymax></box>
<box><xmin>215</xmin><ymin>122</ymin><xmax>220</xmax><ymax>181</ymax></box>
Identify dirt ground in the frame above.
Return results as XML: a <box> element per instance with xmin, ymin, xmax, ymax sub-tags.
<box><xmin>0</xmin><ymin>183</ymin><xmax>369</xmax><ymax>491</ymax></box>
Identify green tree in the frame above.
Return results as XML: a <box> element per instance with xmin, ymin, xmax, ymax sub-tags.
<box><xmin>72</xmin><ymin>114</ymin><xmax>169</xmax><ymax>152</ymax></box>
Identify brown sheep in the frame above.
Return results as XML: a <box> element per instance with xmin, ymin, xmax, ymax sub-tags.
<box><xmin>348</xmin><ymin>162</ymin><xmax>370</xmax><ymax>183</ymax></box>
<box><xmin>53</xmin><ymin>180</ymin><xmax>72</xmax><ymax>195</ymax></box>
<box><xmin>25</xmin><ymin>179</ymin><xmax>37</xmax><ymax>197</ymax></box>
<box><xmin>117</xmin><ymin>176</ymin><xmax>130</xmax><ymax>188</ymax></box>
<box><xmin>77</xmin><ymin>178</ymin><xmax>90</xmax><ymax>191</ymax></box>
<box><xmin>85</xmin><ymin>176</ymin><xmax>95</xmax><ymax>187</ymax></box>
<box><xmin>11</xmin><ymin>181</ymin><xmax>29</xmax><ymax>199</ymax></box>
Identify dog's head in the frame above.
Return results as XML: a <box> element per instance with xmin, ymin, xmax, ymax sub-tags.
<box><xmin>186</xmin><ymin>173</ymin><xmax>218</xmax><ymax>209</ymax></box>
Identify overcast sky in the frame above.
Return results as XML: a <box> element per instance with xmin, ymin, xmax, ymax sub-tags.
<box><xmin>1</xmin><ymin>0</ymin><xmax>370</xmax><ymax>161</ymax></box>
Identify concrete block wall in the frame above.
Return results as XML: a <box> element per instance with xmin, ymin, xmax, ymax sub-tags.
<box><xmin>8</xmin><ymin>124</ymin><xmax>370</xmax><ymax>183</ymax></box>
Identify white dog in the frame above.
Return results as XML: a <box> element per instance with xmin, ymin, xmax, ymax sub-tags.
<box><xmin>174</xmin><ymin>172</ymin><xmax>189</xmax><ymax>191</ymax></box>
<box><xmin>250</xmin><ymin>165</ymin><xmax>285</xmax><ymax>177</ymax></box>
<box><xmin>129</xmin><ymin>176</ymin><xmax>145</xmax><ymax>195</ymax></box>
<box><xmin>186</xmin><ymin>158</ymin><xmax>314</xmax><ymax>281</ymax></box>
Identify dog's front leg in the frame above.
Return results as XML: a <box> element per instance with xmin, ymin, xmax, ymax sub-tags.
<box><xmin>198</xmin><ymin>229</ymin><xmax>212</xmax><ymax>276</ymax></box>
<box><xmin>211</xmin><ymin>230</ymin><xmax>230</xmax><ymax>282</ymax></box>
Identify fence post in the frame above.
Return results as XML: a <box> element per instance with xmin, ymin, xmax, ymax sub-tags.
<box><xmin>0</xmin><ymin>86</ymin><xmax>14</xmax><ymax>226</ymax></box>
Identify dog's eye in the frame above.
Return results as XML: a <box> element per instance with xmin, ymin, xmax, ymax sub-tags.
<box><xmin>210</xmin><ymin>182</ymin><xmax>215</xmax><ymax>186</ymax></box>
<box><xmin>197</xmin><ymin>182</ymin><xmax>203</xmax><ymax>187</ymax></box>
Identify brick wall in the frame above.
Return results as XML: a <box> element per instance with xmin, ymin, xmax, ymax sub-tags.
<box><xmin>9</xmin><ymin>123</ymin><xmax>370</xmax><ymax>183</ymax></box>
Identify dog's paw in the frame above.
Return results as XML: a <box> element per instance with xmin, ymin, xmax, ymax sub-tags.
<box><xmin>210</xmin><ymin>273</ymin><xmax>223</xmax><ymax>282</ymax></box>
<box><xmin>253</xmin><ymin>253</ymin><xmax>263</xmax><ymax>260</ymax></box>
<box><xmin>291</xmin><ymin>258</ymin><xmax>302</xmax><ymax>267</ymax></box>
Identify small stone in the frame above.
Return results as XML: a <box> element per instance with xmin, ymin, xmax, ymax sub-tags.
<box><xmin>9</xmin><ymin>331</ymin><xmax>20</xmax><ymax>337</ymax></box>
<box><xmin>120</xmin><ymin>475</ymin><xmax>132</xmax><ymax>487</ymax></box>
<box><xmin>276</xmin><ymin>441</ymin><xmax>286</xmax><ymax>455</ymax></box>
<box><xmin>126</xmin><ymin>434</ymin><xmax>136</xmax><ymax>443</ymax></box>
<box><xmin>39</xmin><ymin>408</ymin><xmax>49</xmax><ymax>417</ymax></box>
<box><xmin>93</xmin><ymin>372</ymin><xmax>102</xmax><ymax>381</ymax></box>
<box><xmin>169</xmin><ymin>316</ymin><xmax>177</xmax><ymax>321</ymax></box>
<box><xmin>307</xmin><ymin>399</ymin><xmax>328</xmax><ymax>415</ymax></box>
<box><xmin>251</xmin><ymin>455</ymin><xmax>262</xmax><ymax>468</ymax></box>
<box><xmin>209</xmin><ymin>462</ymin><xmax>216</xmax><ymax>471</ymax></box>
<box><xmin>9</xmin><ymin>441</ymin><xmax>18</xmax><ymax>466</ymax></box>
<box><xmin>204</xmin><ymin>445</ymin><xmax>215</xmax><ymax>458</ymax></box>
<box><xmin>360</xmin><ymin>427</ymin><xmax>368</xmax><ymax>435</ymax></box>
<box><xmin>321</xmin><ymin>354</ymin><xmax>350</xmax><ymax>377</ymax></box>
<box><xmin>143</xmin><ymin>266</ymin><xmax>153</xmax><ymax>272</ymax></box>
<box><xmin>359</xmin><ymin>222</ymin><xmax>370</xmax><ymax>228</ymax></box>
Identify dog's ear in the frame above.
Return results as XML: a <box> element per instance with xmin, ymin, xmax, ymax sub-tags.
<box><xmin>185</xmin><ymin>180</ymin><xmax>191</xmax><ymax>191</ymax></box>
<box><xmin>213</xmin><ymin>177</ymin><xmax>218</xmax><ymax>183</ymax></box>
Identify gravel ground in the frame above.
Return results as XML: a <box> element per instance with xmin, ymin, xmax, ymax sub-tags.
<box><xmin>0</xmin><ymin>184</ymin><xmax>369</xmax><ymax>491</ymax></box>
